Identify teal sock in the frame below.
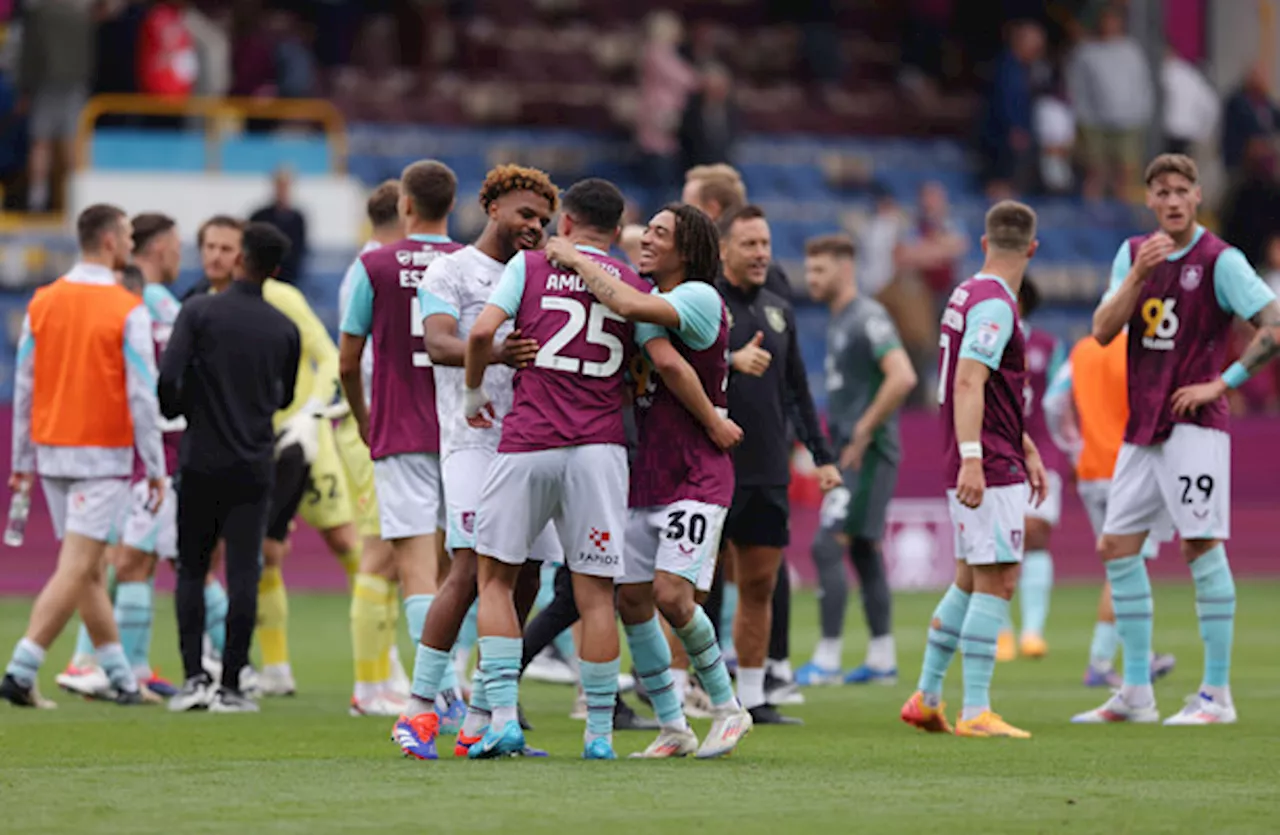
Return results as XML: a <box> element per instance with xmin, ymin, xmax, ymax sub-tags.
<box><xmin>468</xmin><ymin>666</ymin><xmax>490</xmax><ymax>712</ymax></box>
<box><xmin>1089</xmin><ymin>621</ymin><xmax>1118</xmax><ymax>669</ymax></box>
<box><xmin>410</xmin><ymin>643</ymin><xmax>451</xmax><ymax>703</ymax></box>
<box><xmin>579</xmin><ymin>657</ymin><xmax>620</xmax><ymax>744</ymax></box>
<box><xmin>72</xmin><ymin>623</ymin><xmax>95</xmax><ymax>663</ymax></box>
<box><xmin>720</xmin><ymin>582</ymin><xmax>738</xmax><ymax>654</ymax></box>
<box><xmin>439</xmin><ymin>650</ymin><xmax>460</xmax><ymax>695</ymax></box>
<box><xmin>1106</xmin><ymin>556</ymin><xmax>1153</xmax><ymax>686</ymax></box>
<box><xmin>478</xmin><ymin>636</ymin><xmax>521</xmax><ymax>710</ymax></box>
<box><xmin>6</xmin><ymin>637</ymin><xmax>45</xmax><ymax>688</ymax></box>
<box><xmin>203</xmin><ymin>581</ymin><xmax>228</xmax><ymax>654</ymax></box>
<box><xmin>625</xmin><ymin>616</ymin><xmax>683</xmax><ymax>728</ymax></box>
<box><xmin>960</xmin><ymin>592</ymin><xmax>1007</xmax><ymax>713</ymax></box>
<box><xmin>917</xmin><ymin>584</ymin><xmax>970</xmax><ymax>698</ymax></box>
<box><xmin>536</xmin><ymin>563</ymin><xmax>557</xmax><ymax>610</ymax></box>
<box><xmin>1190</xmin><ymin>545</ymin><xmax>1235</xmax><ymax>688</ymax></box>
<box><xmin>456</xmin><ymin>602</ymin><xmax>478</xmax><ymax>658</ymax></box>
<box><xmin>96</xmin><ymin>642</ymin><xmax>138</xmax><ymax>693</ymax></box>
<box><xmin>677</xmin><ymin>607</ymin><xmax>737</xmax><ymax>708</ymax></box>
<box><xmin>403</xmin><ymin>594</ymin><xmax>433</xmax><ymax>645</ymax></box>
<box><xmin>114</xmin><ymin>581</ymin><xmax>154</xmax><ymax>674</ymax></box>
<box><xmin>1019</xmin><ymin>550</ymin><xmax>1053</xmax><ymax>637</ymax></box>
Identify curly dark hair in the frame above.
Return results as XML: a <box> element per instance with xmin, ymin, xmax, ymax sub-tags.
<box><xmin>479</xmin><ymin>164</ymin><xmax>560</xmax><ymax>213</ymax></box>
<box><xmin>662</xmin><ymin>202</ymin><xmax>721</xmax><ymax>284</ymax></box>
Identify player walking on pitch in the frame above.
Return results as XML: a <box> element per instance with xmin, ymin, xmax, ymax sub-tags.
<box><xmin>1074</xmin><ymin>154</ymin><xmax>1279</xmax><ymax>726</ymax></box>
<box><xmin>900</xmin><ymin>200</ymin><xmax>1047</xmax><ymax>739</ymax></box>
<box><xmin>547</xmin><ymin>204</ymin><xmax>752</xmax><ymax>759</ymax></box>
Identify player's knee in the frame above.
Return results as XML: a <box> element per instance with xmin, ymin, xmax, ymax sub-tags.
<box><xmin>115</xmin><ymin>548</ymin><xmax>154</xmax><ymax>582</ymax></box>
<box><xmin>1024</xmin><ymin>519</ymin><xmax>1051</xmax><ymax>551</ymax></box>
<box><xmin>324</xmin><ymin>524</ymin><xmax>358</xmax><ymax>555</ymax></box>
<box><xmin>616</xmin><ymin>583</ymin><xmax>654</xmax><ymax>625</ymax></box>
<box><xmin>653</xmin><ymin>575</ymin><xmax>695</xmax><ymax>626</ymax></box>
<box><xmin>1097</xmin><ymin>534</ymin><xmax>1135</xmax><ymax>562</ymax></box>
<box><xmin>736</xmin><ymin>566</ymin><xmax>776</xmax><ymax>604</ymax></box>
<box><xmin>1180</xmin><ymin>538</ymin><xmax>1219</xmax><ymax>563</ymax></box>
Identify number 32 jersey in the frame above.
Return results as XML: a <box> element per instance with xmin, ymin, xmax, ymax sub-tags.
<box><xmin>340</xmin><ymin>234</ymin><xmax>464</xmax><ymax>460</ymax></box>
<box><xmin>938</xmin><ymin>274</ymin><xmax>1027</xmax><ymax>490</ymax></box>
<box><xmin>488</xmin><ymin>245</ymin><xmax>649</xmax><ymax>453</ymax></box>
<box><xmin>1109</xmin><ymin>227</ymin><xmax>1274</xmax><ymax>446</ymax></box>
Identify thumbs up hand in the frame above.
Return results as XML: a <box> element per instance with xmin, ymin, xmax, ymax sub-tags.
<box><xmin>731</xmin><ymin>330</ymin><xmax>772</xmax><ymax>377</ymax></box>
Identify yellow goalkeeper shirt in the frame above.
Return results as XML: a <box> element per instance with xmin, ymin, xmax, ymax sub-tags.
<box><xmin>262</xmin><ymin>278</ymin><xmax>340</xmax><ymax>430</ymax></box>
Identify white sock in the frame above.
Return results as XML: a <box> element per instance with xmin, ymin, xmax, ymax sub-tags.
<box><xmin>1200</xmin><ymin>684</ymin><xmax>1231</xmax><ymax>706</ymax></box>
<box><xmin>960</xmin><ymin>705</ymin><xmax>988</xmax><ymax>722</ymax></box>
<box><xmin>865</xmin><ymin>635</ymin><xmax>897</xmax><ymax>671</ymax></box>
<box><xmin>661</xmin><ymin>715</ymin><xmax>691</xmax><ymax>734</ymax></box>
<box><xmin>461</xmin><ymin>705</ymin><xmax>490</xmax><ymax>737</ymax></box>
<box><xmin>670</xmin><ymin>668</ymin><xmax>689</xmax><ymax>699</ymax></box>
<box><xmin>491</xmin><ymin>704</ymin><xmax>518</xmax><ymax>728</ymax></box>
<box><xmin>132</xmin><ymin>664</ymin><xmax>153</xmax><ymax>681</ymax></box>
<box><xmin>767</xmin><ymin>658</ymin><xmax>793</xmax><ymax>681</ymax></box>
<box><xmin>1120</xmin><ymin>684</ymin><xmax>1154</xmax><ymax>707</ymax></box>
<box><xmin>812</xmin><ymin>638</ymin><xmax>842</xmax><ymax>670</ymax></box>
<box><xmin>738</xmin><ymin>667</ymin><xmax>766</xmax><ymax>709</ymax></box>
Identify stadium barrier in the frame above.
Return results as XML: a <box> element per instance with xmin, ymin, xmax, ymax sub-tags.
<box><xmin>2</xmin><ymin>411</ymin><xmax>1276</xmax><ymax>595</ymax></box>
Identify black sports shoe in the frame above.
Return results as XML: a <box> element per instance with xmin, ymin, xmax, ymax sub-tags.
<box><xmin>0</xmin><ymin>673</ymin><xmax>37</xmax><ymax>708</ymax></box>
<box><xmin>518</xmin><ymin>702</ymin><xmax>533</xmax><ymax>731</ymax></box>
<box><xmin>748</xmin><ymin>704</ymin><xmax>803</xmax><ymax>726</ymax></box>
<box><xmin>168</xmin><ymin>674</ymin><xmax>215</xmax><ymax>712</ymax></box>
<box><xmin>614</xmin><ymin>695</ymin><xmax>659</xmax><ymax>731</ymax></box>
<box><xmin>764</xmin><ymin>672</ymin><xmax>803</xmax><ymax>706</ymax></box>
<box><xmin>115</xmin><ymin>687</ymin><xmax>151</xmax><ymax>706</ymax></box>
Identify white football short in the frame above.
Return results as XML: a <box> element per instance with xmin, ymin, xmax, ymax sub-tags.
<box><xmin>121</xmin><ymin>477</ymin><xmax>177</xmax><ymax>559</ymax></box>
<box><xmin>618</xmin><ymin>500</ymin><xmax>728</xmax><ymax>592</ymax></box>
<box><xmin>41</xmin><ymin>476</ymin><xmax>130</xmax><ymax>543</ymax></box>
<box><xmin>474</xmin><ymin>444</ymin><xmax>628</xmax><ymax>579</ymax></box>
<box><xmin>1078</xmin><ymin>478</ymin><xmax>1160</xmax><ymax>559</ymax></box>
<box><xmin>1025</xmin><ymin>469</ymin><xmax>1062</xmax><ymax>526</ymax></box>
<box><xmin>373</xmin><ymin>453</ymin><xmax>445</xmax><ymax>541</ymax></box>
<box><xmin>946</xmin><ymin>483</ymin><xmax>1027</xmax><ymax>566</ymax></box>
<box><xmin>1103</xmin><ymin>424</ymin><xmax>1229</xmax><ymax>543</ymax></box>
<box><xmin>442</xmin><ymin>447</ymin><xmax>562</xmax><ymax>562</ymax></box>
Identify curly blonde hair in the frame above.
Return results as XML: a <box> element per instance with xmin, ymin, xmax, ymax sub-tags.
<box><xmin>479</xmin><ymin>164</ymin><xmax>560</xmax><ymax>213</ymax></box>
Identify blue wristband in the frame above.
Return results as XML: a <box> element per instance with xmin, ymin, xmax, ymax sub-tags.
<box><xmin>1222</xmin><ymin>361</ymin><xmax>1250</xmax><ymax>390</ymax></box>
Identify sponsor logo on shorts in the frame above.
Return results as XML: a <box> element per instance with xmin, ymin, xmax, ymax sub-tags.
<box><xmin>678</xmin><ymin>544</ymin><xmax>695</xmax><ymax>556</ymax></box>
<box><xmin>577</xmin><ymin>551</ymin><xmax>620</xmax><ymax>566</ymax></box>
<box><xmin>461</xmin><ymin>511</ymin><xmax>475</xmax><ymax>534</ymax></box>
<box><xmin>71</xmin><ymin>493</ymin><xmax>86</xmax><ymax>513</ymax></box>
<box><xmin>588</xmin><ymin>528</ymin><xmax>611</xmax><ymax>552</ymax></box>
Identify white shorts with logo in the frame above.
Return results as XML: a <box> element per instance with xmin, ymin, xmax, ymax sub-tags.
<box><xmin>443</xmin><ymin>447</ymin><xmax>563</xmax><ymax>562</ymax></box>
<box><xmin>373</xmin><ymin>453</ymin><xmax>445</xmax><ymax>541</ymax></box>
<box><xmin>474</xmin><ymin>444</ymin><xmax>628</xmax><ymax>579</ymax></box>
<box><xmin>1025</xmin><ymin>469</ymin><xmax>1062</xmax><ymax>526</ymax></box>
<box><xmin>946</xmin><ymin>483</ymin><xmax>1027</xmax><ymax>566</ymax></box>
<box><xmin>619</xmin><ymin>500</ymin><xmax>729</xmax><ymax>592</ymax></box>
<box><xmin>1103</xmin><ymin>424</ymin><xmax>1229</xmax><ymax>542</ymax></box>
<box><xmin>1079</xmin><ymin>477</ymin><xmax>1160</xmax><ymax>559</ymax></box>
<box><xmin>41</xmin><ymin>477</ymin><xmax>130</xmax><ymax>543</ymax></box>
<box><xmin>121</xmin><ymin>477</ymin><xmax>178</xmax><ymax>559</ymax></box>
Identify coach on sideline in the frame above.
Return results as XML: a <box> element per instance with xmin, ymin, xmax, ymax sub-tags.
<box><xmin>159</xmin><ymin>222</ymin><xmax>300</xmax><ymax>714</ymax></box>
<box><xmin>710</xmin><ymin>205</ymin><xmax>841</xmax><ymax>725</ymax></box>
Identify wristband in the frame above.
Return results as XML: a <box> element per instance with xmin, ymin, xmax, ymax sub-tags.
<box><xmin>959</xmin><ymin>441</ymin><xmax>983</xmax><ymax>460</ymax></box>
<box><xmin>1221</xmin><ymin>362</ymin><xmax>1250</xmax><ymax>390</ymax></box>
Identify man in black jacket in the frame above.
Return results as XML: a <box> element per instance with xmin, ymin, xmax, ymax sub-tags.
<box><xmin>159</xmin><ymin>222</ymin><xmax>300</xmax><ymax>714</ymax></box>
<box><xmin>712</xmin><ymin>205</ymin><xmax>841</xmax><ymax>724</ymax></box>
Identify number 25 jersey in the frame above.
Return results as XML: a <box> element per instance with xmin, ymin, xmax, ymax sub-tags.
<box><xmin>487</xmin><ymin>246</ymin><xmax>648</xmax><ymax>453</ymax></box>
<box><xmin>1112</xmin><ymin>227</ymin><xmax>1273</xmax><ymax>446</ymax></box>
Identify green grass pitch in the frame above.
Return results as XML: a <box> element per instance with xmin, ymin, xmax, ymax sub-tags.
<box><xmin>1</xmin><ymin>581</ymin><xmax>1278</xmax><ymax>835</ymax></box>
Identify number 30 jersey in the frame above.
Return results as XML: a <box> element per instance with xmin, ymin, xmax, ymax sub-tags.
<box><xmin>419</xmin><ymin>245</ymin><xmax>515</xmax><ymax>458</ymax></box>
<box><xmin>487</xmin><ymin>245</ymin><xmax>648</xmax><ymax>453</ymax></box>
<box><xmin>340</xmin><ymin>234</ymin><xmax>464</xmax><ymax>460</ymax></box>
<box><xmin>1111</xmin><ymin>227</ymin><xmax>1273</xmax><ymax>446</ymax></box>
<box><xmin>938</xmin><ymin>274</ymin><xmax>1026</xmax><ymax>490</ymax></box>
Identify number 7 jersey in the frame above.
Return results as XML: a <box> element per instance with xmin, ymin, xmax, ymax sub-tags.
<box><xmin>487</xmin><ymin>246</ymin><xmax>649</xmax><ymax>453</ymax></box>
<box><xmin>340</xmin><ymin>234</ymin><xmax>464</xmax><ymax>459</ymax></box>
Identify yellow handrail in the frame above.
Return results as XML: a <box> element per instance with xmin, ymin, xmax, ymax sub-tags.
<box><xmin>74</xmin><ymin>95</ymin><xmax>348</xmax><ymax>173</ymax></box>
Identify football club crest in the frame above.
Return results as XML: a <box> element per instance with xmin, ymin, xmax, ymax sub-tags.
<box><xmin>396</xmin><ymin>250</ymin><xmax>412</xmax><ymax>266</ymax></box>
<box><xmin>726</xmin><ymin>308</ymin><xmax>735</xmax><ymax>329</ymax></box>
<box><xmin>764</xmin><ymin>305</ymin><xmax>787</xmax><ymax>334</ymax></box>
<box><xmin>1180</xmin><ymin>264</ymin><xmax>1203</xmax><ymax>291</ymax></box>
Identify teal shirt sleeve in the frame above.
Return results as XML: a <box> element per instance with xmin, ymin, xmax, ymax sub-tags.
<box><xmin>635</xmin><ymin>321</ymin><xmax>665</xmax><ymax>346</ymax></box>
<box><xmin>663</xmin><ymin>282</ymin><xmax>722</xmax><ymax>351</ymax></box>
<box><xmin>488</xmin><ymin>252</ymin><xmax>527</xmax><ymax>317</ymax></box>
<box><xmin>1103</xmin><ymin>241</ymin><xmax>1132</xmax><ymax>301</ymax></box>
<box><xmin>958</xmin><ymin>298</ymin><xmax>1015</xmax><ymax>370</ymax></box>
<box><xmin>339</xmin><ymin>259</ymin><xmax>374</xmax><ymax>336</ymax></box>
<box><xmin>418</xmin><ymin>258</ymin><xmax>459</xmax><ymax>320</ymax></box>
<box><xmin>142</xmin><ymin>284</ymin><xmax>181</xmax><ymax>325</ymax></box>
<box><xmin>1213</xmin><ymin>247</ymin><xmax>1275</xmax><ymax>320</ymax></box>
